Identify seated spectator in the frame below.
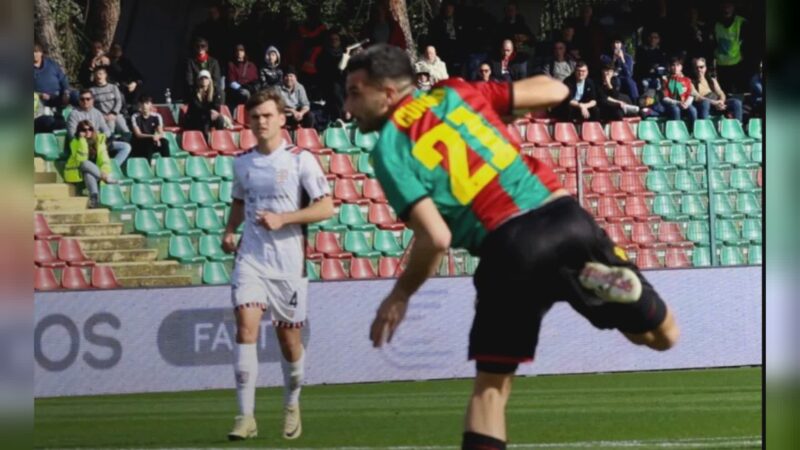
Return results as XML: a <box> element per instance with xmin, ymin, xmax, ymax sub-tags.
<box><xmin>635</xmin><ymin>31</ymin><xmax>668</xmax><ymax>93</ymax></box>
<box><xmin>89</xmin><ymin>66</ymin><xmax>130</xmax><ymax>136</ymax></box>
<box><xmin>107</xmin><ymin>43</ymin><xmax>143</xmax><ymax>114</ymax></box>
<box><xmin>131</xmin><ymin>96</ymin><xmax>169</xmax><ymax>160</ymax></box>
<box><xmin>597</xmin><ymin>64</ymin><xmax>641</xmax><ymax>121</ymax></box>
<box><xmin>78</xmin><ymin>41</ymin><xmax>110</xmax><ymax>87</ymax></box>
<box><xmin>316</xmin><ymin>31</ymin><xmax>348</xmax><ymax>120</ymax></box>
<box><xmin>416</xmin><ymin>69</ymin><xmax>432</xmax><ymax>91</ymax></box>
<box><xmin>67</xmin><ymin>89</ymin><xmax>131</xmax><ymax>166</ymax></box>
<box><xmin>650</xmin><ymin>57</ymin><xmax>698</xmax><ymax>124</ymax></box>
<box><xmin>552</xmin><ymin>61</ymin><xmax>598</xmax><ymax>122</ymax></box>
<box><xmin>182</xmin><ymin>70</ymin><xmax>227</xmax><ymax>134</ymax></box>
<box><xmin>185</xmin><ymin>38</ymin><xmax>222</xmax><ymax>99</ymax></box>
<box><xmin>691</xmin><ymin>57</ymin><xmax>743</xmax><ymax>122</ymax></box>
<box><xmin>475</xmin><ymin>62</ymin><xmax>494</xmax><ymax>82</ymax></box>
<box><xmin>226</xmin><ymin>44</ymin><xmax>259</xmax><ymax>107</ymax></box>
<box><xmin>259</xmin><ymin>46</ymin><xmax>283</xmax><ymax>89</ymax></box>
<box><xmin>599</xmin><ymin>39</ymin><xmax>638</xmax><ymax>103</ymax></box>
<box><xmin>541</xmin><ymin>40</ymin><xmax>576</xmax><ymax>81</ymax></box>
<box><xmin>490</xmin><ymin>39</ymin><xmax>528</xmax><ymax>82</ymax></box>
<box><xmin>33</xmin><ymin>43</ymin><xmax>71</xmax><ymax>132</ymax></box>
<box><xmin>64</xmin><ymin>120</ymin><xmax>118</xmax><ymax>209</ymax></box>
<box><xmin>748</xmin><ymin>61</ymin><xmax>763</xmax><ymax>116</ymax></box>
<box><xmin>279</xmin><ymin>67</ymin><xmax>314</xmax><ymax>129</ymax></box>
<box><xmin>415</xmin><ymin>45</ymin><xmax>449</xmax><ymax>84</ymax></box>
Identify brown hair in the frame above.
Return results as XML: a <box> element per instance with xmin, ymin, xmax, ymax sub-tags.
<box><xmin>245</xmin><ymin>88</ymin><xmax>286</xmax><ymax>113</ymax></box>
<box><xmin>76</xmin><ymin>120</ymin><xmax>98</xmax><ymax>156</ymax></box>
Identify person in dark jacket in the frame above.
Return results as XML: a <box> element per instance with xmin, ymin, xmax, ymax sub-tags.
<box><xmin>182</xmin><ymin>70</ymin><xmax>227</xmax><ymax>134</ymax></box>
<box><xmin>186</xmin><ymin>38</ymin><xmax>222</xmax><ymax>101</ymax></box>
<box><xmin>226</xmin><ymin>44</ymin><xmax>259</xmax><ymax>108</ymax></box>
<box><xmin>34</xmin><ymin>43</ymin><xmax>71</xmax><ymax>132</ymax></box>
<box><xmin>552</xmin><ymin>61</ymin><xmax>599</xmax><ymax>122</ymax></box>
<box><xmin>490</xmin><ymin>40</ymin><xmax>528</xmax><ymax>82</ymax></box>
<box><xmin>597</xmin><ymin>64</ymin><xmax>641</xmax><ymax>121</ymax></box>
<box><xmin>259</xmin><ymin>46</ymin><xmax>283</xmax><ymax>89</ymax></box>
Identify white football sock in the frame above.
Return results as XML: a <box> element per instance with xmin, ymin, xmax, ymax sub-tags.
<box><xmin>234</xmin><ymin>343</ymin><xmax>258</xmax><ymax>416</ymax></box>
<box><xmin>281</xmin><ymin>347</ymin><xmax>305</xmax><ymax>406</ymax></box>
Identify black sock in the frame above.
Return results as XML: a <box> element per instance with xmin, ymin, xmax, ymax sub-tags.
<box><xmin>462</xmin><ymin>431</ymin><xmax>506</xmax><ymax>450</ymax></box>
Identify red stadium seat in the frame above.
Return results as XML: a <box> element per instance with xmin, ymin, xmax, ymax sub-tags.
<box><xmin>329</xmin><ymin>153</ymin><xmax>359</xmax><ymax>178</ymax></box>
<box><xmin>362</xmin><ymin>179</ymin><xmax>387</xmax><ymax>203</ymax></box>
<box><xmin>581</xmin><ymin>121</ymin><xmax>612</xmax><ymax>146</ymax></box>
<box><xmin>181</xmin><ymin>131</ymin><xmax>216</xmax><ymax>156</ymax></box>
<box><xmin>34</xmin><ymin>240</ymin><xmax>65</xmax><ymax>268</ymax></box>
<box><xmin>333</xmin><ymin>178</ymin><xmax>362</xmax><ymax>202</ymax></box>
<box><xmin>281</xmin><ymin>128</ymin><xmax>293</xmax><ymax>144</ymax></box>
<box><xmin>658</xmin><ymin>222</ymin><xmax>686</xmax><ymax>243</ymax></box>
<box><xmin>631</xmin><ymin>222</ymin><xmax>657</xmax><ymax>246</ymax></box>
<box><xmin>563</xmin><ymin>172</ymin><xmax>578</xmax><ymax>195</ymax></box>
<box><xmin>506</xmin><ymin>123</ymin><xmax>534</xmax><ymax>150</ymax></box>
<box><xmin>219</xmin><ymin>105</ymin><xmax>243</xmax><ymax>131</ymax></box>
<box><xmin>315</xmin><ymin>231</ymin><xmax>352</xmax><ymax>258</ymax></box>
<box><xmin>368</xmin><ymin>202</ymin><xmax>397</xmax><ymax>226</ymax></box>
<box><xmin>321</xmin><ymin>258</ymin><xmax>349</xmax><ymax>280</ymax></box>
<box><xmin>619</xmin><ymin>170</ymin><xmax>647</xmax><ymax>194</ymax></box>
<box><xmin>665</xmin><ymin>245</ymin><xmax>692</xmax><ymax>268</ymax></box>
<box><xmin>525</xmin><ymin>122</ymin><xmax>561</xmax><ymax>148</ymax></box>
<box><xmin>613</xmin><ymin>145</ymin><xmax>644</xmax><ymax>169</ymax></box>
<box><xmin>589</xmin><ymin>169</ymin><xmax>618</xmax><ymax>195</ymax></box>
<box><xmin>557</xmin><ymin>146</ymin><xmax>578</xmax><ymax>170</ymax></box>
<box><xmin>62</xmin><ymin>266</ymin><xmax>92</xmax><ymax>290</ymax></box>
<box><xmin>295</xmin><ymin>128</ymin><xmax>326</xmax><ymax>150</ymax></box>
<box><xmin>209</xmin><ymin>130</ymin><xmax>238</xmax><ymax>155</ymax></box>
<box><xmin>156</xmin><ymin>105</ymin><xmax>181</xmax><ymax>132</ymax></box>
<box><xmin>624</xmin><ymin>195</ymin><xmax>652</xmax><ymax>218</ymax></box>
<box><xmin>378</xmin><ymin>256</ymin><xmax>401</xmax><ymax>277</ymax></box>
<box><xmin>585</xmin><ymin>146</ymin><xmax>612</xmax><ymax>169</ymax></box>
<box><xmin>609</xmin><ymin>121</ymin><xmax>645</xmax><ymax>146</ymax></box>
<box><xmin>636</xmin><ymin>247</ymin><xmax>663</xmax><ymax>269</ymax></box>
<box><xmin>604</xmin><ymin>222</ymin><xmax>630</xmax><ymax>245</ymax></box>
<box><xmin>350</xmin><ymin>258</ymin><xmax>377</xmax><ymax>279</ymax></box>
<box><xmin>57</xmin><ymin>238</ymin><xmax>95</xmax><ymax>267</ymax></box>
<box><xmin>757</xmin><ymin>167</ymin><xmax>762</xmax><ymax>187</ymax></box>
<box><xmin>91</xmin><ymin>266</ymin><xmax>121</xmax><ymax>289</ymax></box>
<box><xmin>596</xmin><ymin>195</ymin><xmax>625</xmax><ymax>219</ymax></box>
<box><xmin>234</xmin><ymin>104</ymin><xmax>248</xmax><ymax>128</ymax></box>
<box><xmin>554</xmin><ymin>122</ymin><xmax>589</xmax><ymax>146</ymax></box>
<box><xmin>528</xmin><ymin>147</ymin><xmax>555</xmax><ymax>168</ymax></box>
<box><xmin>35</xmin><ymin>213</ymin><xmax>61</xmax><ymax>241</ymax></box>
<box><xmin>35</xmin><ymin>267</ymin><xmax>60</xmax><ymax>291</ymax></box>
<box><xmin>238</xmin><ymin>128</ymin><xmax>257</xmax><ymax>150</ymax></box>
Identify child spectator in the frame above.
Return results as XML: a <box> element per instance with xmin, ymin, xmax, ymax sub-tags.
<box><xmin>259</xmin><ymin>46</ymin><xmax>283</xmax><ymax>89</ymax></box>
<box><xmin>90</xmin><ymin>66</ymin><xmax>130</xmax><ymax>135</ymax></box>
<box><xmin>131</xmin><ymin>96</ymin><xmax>170</xmax><ymax>159</ymax></box>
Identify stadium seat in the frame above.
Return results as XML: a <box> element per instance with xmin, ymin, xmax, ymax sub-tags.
<box><xmin>91</xmin><ymin>266</ymin><xmax>121</xmax><ymax>289</ymax></box>
<box><xmin>751</xmin><ymin>143</ymin><xmax>762</xmax><ymax>164</ymax></box>
<box><xmin>374</xmin><ymin>229</ymin><xmax>404</xmax><ymax>256</ymax></box>
<box><xmin>609</xmin><ymin>121</ymin><xmax>645</xmax><ymax>146</ymax></box>
<box><xmin>668</xmin><ymin>144</ymin><xmax>696</xmax><ymax>168</ymax></box>
<box><xmin>160</xmin><ymin>182</ymin><xmax>196</xmax><ymax>209</ymax></box>
<box><xmin>402</xmin><ymin>228</ymin><xmax>414</xmax><ymax>248</ymax></box>
<box><xmin>506</xmin><ymin>123</ymin><xmax>532</xmax><ymax>149</ymax></box>
<box><xmin>315</xmin><ymin>231</ymin><xmax>351</xmax><ymax>257</ymax></box>
<box><xmin>604</xmin><ymin>222</ymin><xmax>630</xmax><ymax>245</ymax></box>
<box><xmin>631</xmin><ymin>222</ymin><xmax>657</xmax><ymax>246</ymax></box>
<box><xmin>338</xmin><ymin>203</ymin><xmax>372</xmax><ymax>230</ymax></box>
<box><xmin>624</xmin><ymin>195</ymin><xmax>653</xmax><ymax>219</ymax></box>
<box><xmin>156</xmin><ymin>105</ymin><xmax>181</xmax><ymax>132</ymax></box>
<box><xmin>195</xmin><ymin>207</ymin><xmax>225</xmax><ymax>234</ymax></box>
<box><xmin>707</xmin><ymin>169</ymin><xmax>728</xmax><ymax>191</ymax></box>
<box><xmin>329</xmin><ymin>153</ymin><xmax>359</xmax><ymax>178</ymax></box>
<box><xmin>596</xmin><ymin>195</ymin><xmax>625</xmax><ymax>219</ymax></box>
<box><xmin>209</xmin><ymin>129</ymin><xmax>239</xmax><ymax>155</ymax></box>
<box><xmin>181</xmin><ymin>131</ymin><xmax>216</xmax><ymax>156</ymax></box>
<box><xmin>664</xmin><ymin>120</ymin><xmax>700</xmax><ymax>145</ymax></box>
<box><xmin>234</xmin><ymin>104</ymin><xmax>248</xmax><ymax>128</ymax></box>
<box><xmin>720</xmin><ymin>245</ymin><xmax>745</xmax><ymax>266</ymax></box>
<box><xmin>619</xmin><ymin>170</ymin><xmax>647</xmax><ymax>194</ymax></box>
<box><xmin>305</xmin><ymin>259</ymin><xmax>321</xmax><ymax>280</ymax></box>
<box><xmin>711</xmin><ymin>193</ymin><xmax>736</xmax><ymax>218</ymax></box>
<box><xmin>134</xmin><ymin>209</ymin><xmax>171</xmax><ymax>237</ymax></box>
<box><xmin>185</xmin><ymin>156</ymin><xmax>222</xmax><ymax>182</ymax></box>
<box><xmin>34</xmin><ymin>266</ymin><xmax>60</xmax><ymax>291</ymax></box>
<box><xmin>238</xmin><ymin>128</ymin><xmax>257</xmax><ymax>149</ymax></box>
<box><xmin>585</xmin><ymin>146</ymin><xmax>612</xmax><ymax>168</ymax></box>
<box><xmin>164</xmin><ymin>132</ymin><xmax>189</xmax><ymax>158</ymax></box>
<box><xmin>125</xmin><ymin>158</ymin><xmax>162</xmax><ymax>184</ymax></box>
<box><xmin>736</xmin><ymin>192</ymin><xmax>761</xmax><ymax>216</ymax></box>
<box><xmin>720</xmin><ymin>118</ymin><xmax>754</xmax><ymax>143</ymax></box>
<box><xmin>34</xmin><ymin>133</ymin><xmax>62</xmax><ymax>161</ymax></box>
<box><xmin>62</xmin><ymin>266</ymin><xmax>92</xmax><ymax>290</ymax></box>
<box><xmin>165</xmin><ymin>208</ymin><xmax>202</xmax><ymax>237</ymax></box>
<box><xmin>295</xmin><ymin>127</ymin><xmax>326</xmax><ymax>150</ymax></box>
<box><xmin>199</xmin><ymin>235</ymin><xmax>235</xmax><ymax>262</ymax></box>
<box><xmin>525</xmin><ymin>122</ymin><xmax>561</xmax><ymax>148</ymax></box>
<box><xmin>681</xmin><ymin>193</ymin><xmax>709</xmax><ymax>218</ymax></box>
<box><xmin>692</xmin><ymin>119</ymin><xmax>727</xmax><ymax>145</ymax></box>
<box><xmin>378</xmin><ymin>256</ymin><xmax>401</xmax><ymax>277</ymax></box>
<box><xmin>562</xmin><ymin>172</ymin><xmax>578</xmax><ymax>195</ymax></box>
<box><xmin>645</xmin><ymin>170</ymin><xmax>672</xmax><ymax>193</ymax></box>
<box><xmin>368</xmin><ymin>202</ymin><xmax>397</xmax><ymax>226</ymax></box>
<box><xmin>321</xmin><ymin>258</ymin><xmax>349</xmax><ymax>280</ymax></box>
<box><xmin>34</xmin><ymin>240</ymin><xmax>65</xmax><ymax>268</ymax></box>
<box><xmin>692</xmin><ymin>245</ymin><xmax>712</xmax><ymax>266</ymax></box>
<box><xmin>613</xmin><ymin>145</ymin><xmax>642</xmax><ymax>168</ymax></box>
<box><xmin>554</xmin><ymin>122</ymin><xmax>588</xmax><ymax>146</ymax></box>
<box><xmin>108</xmin><ymin>160</ymin><xmax>134</xmax><ymax>187</ymax></box>
<box><xmin>202</xmin><ymin>261</ymin><xmax>231</xmax><ymax>284</ymax></box>
<box><xmin>350</xmin><ymin>257</ymin><xmax>377</xmax><ymax>279</ymax></box>
<box><xmin>636</xmin><ymin>247</ymin><xmax>663</xmax><ymax>269</ymax></box>
<box><xmin>655</xmin><ymin>222</ymin><xmax>682</xmax><ymax>244</ymax></box>
<box><xmin>729</xmin><ymin>168</ymin><xmax>756</xmax><ymax>191</ymax></box>
<box><xmin>212</xmin><ymin>156</ymin><xmax>234</xmax><ymax>181</ymax></box>
<box><xmin>673</xmin><ymin>169</ymin><xmax>702</xmax><ymax>193</ymax></box>
<box><xmin>637</xmin><ymin>120</ymin><xmax>670</xmax><ymax>145</ymax></box>
<box><xmin>641</xmin><ymin>144</ymin><xmax>670</xmax><ymax>167</ymax></box>
<box><xmin>665</xmin><ymin>246</ymin><xmax>691</xmax><ymax>268</ymax></box>
<box><xmin>219</xmin><ymin>105</ymin><xmax>243</xmax><ymax>131</ymax></box>
<box><xmin>354</xmin><ymin>129</ymin><xmax>379</xmax><ymax>152</ymax></box>
<box><xmin>357</xmin><ymin>153</ymin><xmax>375</xmax><ymax>177</ymax></box>
<box><xmin>685</xmin><ymin>220</ymin><xmax>710</xmax><ymax>245</ymax></box>
<box><xmin>742</xmin><ymin>218</ymin><xmax>762</xmax><ymax>243</ymax></box>
<box><xmin>529</xmin><ymin>147</ymin><xmax>555</xmax><ymax>167</ymax></box>
<box><xmin>344</xmin><ymin>231</ymin><xmax>381</xmax><ymax>258</ymax></box>
<box><xmin>57</xmin><ymin>238</ymin><xmax>95</xmax><ymax>267</ymax></box>
<box><xmin>747</xmin><ymin>118</ymin><xmax>762</xmax><ymax>141</ymax></box>
<box><xmin>35</xmin><ymin>213</ymin><xmax>61</xmax><ymax>241</ymax></box>
<box><xmin>324</xmin><ymin>127</ymin><xmax>360</xmax><ymax>153</ymax></box>
<box><xmin>652</xmin><ymin>194</ymin><xmax>681</xmax><ymax>220</ymax></box>
<box><xmin>155</xmin><ymin>157</ymin><xmax>191</xmax><ymax>183</ymax></box>
<box><xmin>747</xmin><ymin>244</ymin><xmax>762</xmax><ymax>265</ymax></box>
<box><xmin>168</xmin><ymin>235</ymin><xmax>206</xmax><ymax>264</ymax></box>
<box><xmin>333</xmin><ymin>178</ymin><xmax>362</xmax><ymax>203</ymax></box>
<box><xmin>715</xmin><ymin>219</ymin><xmax>741</xmax><ymax>243</ymax></box>
<box><xmin>581</xmin><ymin>122</ymin><xmax>613</xmax><ymax>147</ymax></box>
<box><xmin>190</xmin><ymin>181</ymin><xmax>225</xmax><ymax>208</ymax></box>
<box><xmin>589</xmin><ymin>170</ymin><xmax>617</xmax><ymax>194</ymax></box>
<box><xmin>557</xmin><ymin>146</ymin><xmax>578</xmax><ymax>170</ymax></box>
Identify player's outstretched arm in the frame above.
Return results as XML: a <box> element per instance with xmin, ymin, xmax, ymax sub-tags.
<box><xmin>279</xmin><ymin>195</ymin><xmax>335</xmax><ymax>226</ymax></box>
<box><xmin>370</xmin><ymin>198</ymin><xmax>451</xmax><ymax>347</ymax></box>
<box><xmin>512</xmin><ymin>75</ymin><xmax>570</xmax><ymax>110</ymax></box>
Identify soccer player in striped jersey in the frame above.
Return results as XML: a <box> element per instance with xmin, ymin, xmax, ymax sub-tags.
<box><xmin>344</xmin><ymin>44</ymin><xmax>680</xmax><ymax>450</ymax></box>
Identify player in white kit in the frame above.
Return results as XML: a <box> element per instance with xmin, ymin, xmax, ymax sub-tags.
<box><xmin>222</xmin><ymin>89</ymin><xmax>333</xmax><ymax>441</ymax></box>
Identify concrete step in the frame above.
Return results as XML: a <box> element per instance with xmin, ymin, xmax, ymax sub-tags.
<box><xmin>49</xmin><ymin>222</ymin><xmax>124</xmax><ymax>237</ymax></box>
<box><xmin>35</xmin><ymin>183</ymin><xmax>75</xmax><ymax>199</ymax></box>
<box><xmin>34</xmin><ymin>157</ymin><xmax>46</xmax><ymax>172</ymax></box>
<box><xmin>73</xmin><ymin>234</ymin><xmax>145</xmax><ymax>251</ymax></box>
<box><xmin>104</xmin><ymin>260</ymin><xmax>183</xmax><ymax>278</ymax></box>
<box><xmin>36</xmin><ymin>197</ymin><xmax>89</xmax><ymax>212</ymax></box>
<box><xmin>86</xmin><ymin>249</ymin><xmax>159</xmax><ymax>263</ymax></box>
<box><xmin>35</xmin><ymin>172</ymin><xmax>58</xmax><ymax>183</ymax></box>
<box><xmin>42</xmin><ymin>209</ymin><xmax>110</xmax><ymax>225</ymax></box>
<box><xmin>116</xmin><ymin>275</ymin><xmax>194</xmax><ymax>288</ymax></box>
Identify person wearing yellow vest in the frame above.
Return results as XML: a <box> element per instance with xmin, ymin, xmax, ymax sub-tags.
<box><xmin>714</xmin><ymin>1</ymin><xmax>748</xmax><ymax>93</ymax></box>
<box><xmin>64</xmin><ymin>120</ymin><xmax>118</xmax><ymax>208</ymax></box>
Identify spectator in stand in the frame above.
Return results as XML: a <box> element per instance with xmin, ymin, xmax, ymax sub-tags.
<box><xmin>713</xmin><ymin>1</ymin><xmax>749</xmax><ymax>93</ymax></box>
<box><xmin>415</xmin><ymin>68</ymin><xmax>432</xmax><ymax>92</ymax></box>
<box><xmin>542</xmin><ymin>40</ymin><xmax>576</xmax><ymax>81</ymax></box>
<box><xmin>67</xmin><ymin>89</ymin><xmax>131</xmax><ymax>166</ymax></box>
<box><xmin>635</xmin><ymin>31</ymin><xmax>668</xmax><ymax>93</ymax></box>
<box><xmin>691</xmin><ymin>57</ymin><xmax>743</xmax><ymax>122</ymax></box>
<box><xmin>186</xmin><ymin>38</ymin><xmax>222</xmax><ymax>99</ymax></box>
<box><xmin>78</xmin><ymin>41</ymin><xmax>110</xmax><ymax>87</ymax></box>
<box><xmin>65</xmin><ymin>120</ymin><xmax>117</xmax><ymax>209</ymax></box>
<box><xmin>131</xmin><ymin>96</ymin><xmax>170</xmax><ymax>160</ymax></box>
<box><xmin>227</xmin><ymin>44</ymin><xmax>259</xmax><ymax>108</ymax></box>
<box><xmin>33</xmin><ymin>43</ymin><xmax>70</xmax><ymax>132</ymax></box>
<box><xmin>316</xmin><ymin>31</ymin><xmax>348</xmax><ymax>121</ymax></box>
<box><xmin>89</xmin><ymin>66</ymin><xmax>130</xmax><ymax>136</ymax></box>
<box><xmin>474</xmin><ymin>62</ymin><xmax>493</xmax><ymax>82</ymax></box>
<box><xmin>280</xmin><ymin>67</ymin><xmax>314</xmax><ymax>129</ymax></box>
<box><xmin>428</xmin><ymin>1</ymin><xmax>462</xmax><ymax>71</ymax></box>
<box><xmin>415</xmin><ymin>45</ymin><xmax>449</xmax><ymax>84</ymax></box>
<box><xmin>748</xmin><ymin>60</ymin><xmax>763</xmax><ymax>117</ymax></box>
<box><xmin>651</xmin><ymin>57</ymin><xmax>698</xmax><ymax>124</ymax></box>
<box><xmin>107</xmin><ymin>43</ymin><xmax>143</xmax><ymax>114</ymax></box>
<box><xmin>600</xmin><ymin>39</ymin><xmax>638</xmax><ymax>104</ymax></box>
<box><xmin>491</xmin><ymin>39</ymin><xmax>527</xmax><ymax>82</ymax></box>
<box><xmin>183</xmin><ymin>70</ymin><xmax>228</xmax><ymax>134</ymax></box>
<box><xmin>597</xmin><ymin>64</ymin><xmax>641</xmax><ymax>121</ymax></box>
<box><xmin>553</xmin><ymin>61</ymin><xmax>598</xmax><ymax>122</ymax></box>
<box><xmin>259</xmin><ymin>46</ymin><xmax>283</xmax><ymax>90</ymax></box>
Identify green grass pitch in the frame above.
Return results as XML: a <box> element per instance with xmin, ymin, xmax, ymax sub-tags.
<box><xmin>34</xmin><ymin>367</ymin><xmax>761</xmax><ymax>449</ymax></box>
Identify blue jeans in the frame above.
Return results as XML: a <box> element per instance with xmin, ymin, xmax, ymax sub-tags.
<box><xmin>110</xmin><ymin>140</ymin><xmax>131</xmax><ymax>167</ymax></box>
<box><xmin>618</xmin><ymin>76</ymin><xmax>640</xmax><ymax>104</ymax></box>
<box><xmin>697</xmin><ymin>98</ymin><xmax>743</xmax><ymax>122</ymax></box>
<box><xmin>652</xmin><ymin>100</ymin><xmax>698</xmax><ymax>124</ymax></box>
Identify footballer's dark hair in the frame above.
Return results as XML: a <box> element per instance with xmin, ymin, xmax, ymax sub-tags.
<box><xmin>345</xmin><ymin>44</ymin><xmax>414</xmax><ymax>86</ymax></box>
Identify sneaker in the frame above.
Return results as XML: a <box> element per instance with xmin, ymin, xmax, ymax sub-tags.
<box><xmin>227</xmin><ymin>415</ymin><xmax>258</xmax><ymax>441</ymax></box>
<box><xmin>283</xmin><ymin>404</ymin><xmax>302</xmax><ymax>440</ymax></box>
<box><xmin>578</xmin><ymin>262</ymin><xmax>642</xmax><ymax>304</ymax></box>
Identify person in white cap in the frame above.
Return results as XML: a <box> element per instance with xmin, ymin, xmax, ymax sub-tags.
<box><xmin>182</xmin><ymin>69</ymin><xmax>228</xmax><ymax>134</ymax></box>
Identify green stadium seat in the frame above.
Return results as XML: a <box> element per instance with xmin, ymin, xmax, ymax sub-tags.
<box><xmin>324</xmin><ymin>127</ymin><xmax>361</xmax><ymax>154</ymax></box>
<box><xmin>742</xmin><ymin>218</ymin><xmax>762</xmax><ymax>243</ymax></box>
<box><xmin>664</xmin><ymin>120</ymin><xmax>700</xmax><ymax>145</ymax></box>
<box><xmin>160</xmin><ymin>182</ymin><xmax>197</xmax><ymax>210</ymax></box>
<box><xmin>747</xmin><ymin>118</ymin><xmax>762</xmax><ymax>141</ymax></box>
<box><xmin>130</xmin><ymin>184</ymin><xmax>167</xmax><ymax>211</ymax></box>
<box><xmin>747</xmin><ymin>244</ymin><xmax>762</xmax><ymax>264</ymax></box>
<box><xmin>35</xmin><ymin>133</ymin><xmax>63</xmax><ymax>161</ymax></box>
<box><xmin>706</xmin><ymin>169</ymin><xmax>728</xmax><ymax>191</ymax></box>
<box><xmin>736</xmin><ymin>192</ymin><xmax>761</xmax><ymax>216</ymax></box>
<box><xmin>199</xmin><ymin>235</ymin><xmax>235</xmax><ymax>262</ymax></box>
<box><xmin>125</xmin><ymin>158</ymin><xmax>162</xmax><ymax>185</ymax></box>
<box><xmin>305</xmin><ymin>260</ymin><xmax>320</xmax><ymax>280</ymax></box>
<box><xmin>712</xmin><ymin>192</ymin><xmax>737</xmax><ymax>218</ymax></box>
<box><xmin>668</xmin><ymin>144</ymin><xmax>697</xmax><ymax>168</ymax></box>
<box><xmin>673</xmin><ymin>169</ymin><xmax>702</xmax><ymax>193</ymax></box>
<box><xmin>637</xmin><ymin>120</ymin><xmax>671</xmax><ymax>144</ymax></box>
<box><xmin>214</xmin><ymin>156</ymin><xmax>234</xmax><ymax>180</ymax></box>
<box><xmin>692</xmin><ymin>246</ymin><xmax>712</xmax><ymax>266</ymax></box>
<box><xmin>715</xmin><ymin>219</ymin><xmax>740</xmax><ymax>244</ymax></box>
<box><xmin>99</xmin><ymin>184</ymin><xmax>136</xmax><ymax>212</ymax></box>
<box><xmin>645</xmin><ymin>170</ymin><xmax>672</xmax><ymax>193</ymax></box>
<box><xmin>680</xmin><ymin>193</ymin><xmax>708</xmax><ymax>218</ymax></box>
<box><xmin>354</xmin><ymin>129</ymin><xmax>379</xmax><ymax>152</ymax></box>
<box><xmin>164</xmin><ymin>132</ymin><xmax>189</xmax><ymax>158</ymax></box>
<box><xmin>402</xmin><ymin>228</ymin><xmax>414</xmax><ymax>248</ymax></box>
<box><xmin>155</xmin><ymin>157</ymin><xmax>191</xmax><ymax>183</ymax></box>
<box><xmin>189</xmin><ymin>182</ymin><xmax>225</xmax><ymax>208</ymax></box>
<box><xmin>641</xmin><ymin>144</ymin><xmax>671</xmax><ymax>167</ymax></box>
<box><xmin>338</xmin><ymin>204</ymin><xmax>372</xmax><ymax>231</ymax></box>
<box><xmin>374</xmin><ymin>229</ymin><xmax>404</xmax><ymax>256</ymax></box>
<box><xmin>723</xmin><ymin>143</ymin><xmax>756</xmax><ymax>167</ymax></box>
<box><xmin>357</xmin><ymin>153</ymin><xmax>375</xmax><ymax>177</ymax></box>
<box><xmin>219</xmin><ymin>181</ymin><xmax>233</xmax><ymax>203</ymax></box>
<box><xmin>751</xmin><ymin>143</ymin><xmax>762</xmax><ymax>163</ymax></box>
<box><xmin>134</xmin><ymin>209</ymin><xmax>171</xmax><ymax>237</ymax></box>
<box><xmin>185</xmin><ymin>156</ymin><xmax>222</xmax><ymax>182</ymax></box>
<box><xmin>344</xmin><ymin>230</ymin><xmax>381</xmax><ymax>258</ymax></box>
<box><xmin>652</xmin><ymin>194</ymin><xmax>681</xmax><ymax>220</ymax></box>
<box><xmin>720</xmin><ymin>245</ymin><xmax>745</xmax><ymax>266</ymax></box>
<box><xmin>196</xmin><ymin>207</ymin><xmax>225</xmax><ymax>234</ymax></box>
<box><xmin>168</xmin><ymin>235</ymin><xmax>206</xmax><ymax>264</ymax></box>
<box><xmin>165</xmin><ymin>208</ymin><xmax>202</xmax><ymax>237</ymax></box>
<box><xmin>693</xmin><ymin>119</ymin><xmax>727</xmax><ymax>145</ymax></box>
<box><xmin>108</xmin><ymin>161</ymin><xmax>134</xmax><ymax>187</ymax></box>
<box><xmin>685</xmin><ymin>220</ymin><xmax>710</xmax><ymax>245</ymax></box>
<box><xmin>202</xmin><ymin>261</ymin><xmax>231</xmax><ymax>284</ymax></box>
<box><xmin>729</xmin><ymin>168</ymin><xmax>756</xmax><ymax>191</ymax></box>
<box><xmin>720</xmin><ymin>119</ymin><xmax>755</xmax><ymax>144</ymax></box>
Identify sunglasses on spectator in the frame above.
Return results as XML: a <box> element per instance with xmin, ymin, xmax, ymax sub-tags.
<box><xmin>79</xmin><ymin>127</ymin><xmax>94</xmax><ymax>132</ymax></box>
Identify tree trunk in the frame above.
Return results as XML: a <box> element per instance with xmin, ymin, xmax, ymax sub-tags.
<box><xmin>90</xmin><ymin>0</ymin><xmax>121</xmax><ymax>48</ymax></box>
<box><xmin>390</xmin><ymin>0</ymin><xmax>416</xmax><ymax>59</ymax></box>
<box><xmin>34</xmin><ymin>0</ymin><xmax>64</xmax><ymax>65</ymax></box>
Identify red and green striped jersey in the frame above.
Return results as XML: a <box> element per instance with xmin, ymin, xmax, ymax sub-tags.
<box><xmin>372</xmin><ymin>78</ymin><xmax>562</xmax><ymax>254</ymax></box>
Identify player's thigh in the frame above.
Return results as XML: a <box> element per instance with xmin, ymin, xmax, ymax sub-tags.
<box><xmin>265</xmin><ymin>277</ymin><xmax>308</xmax><ymax>328</ymax></box>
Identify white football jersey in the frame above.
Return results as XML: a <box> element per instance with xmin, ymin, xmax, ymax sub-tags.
<box><xmin>232</xmin><ymin>140</ymin><xmax>329</xmax><ymax>279</ymax></box>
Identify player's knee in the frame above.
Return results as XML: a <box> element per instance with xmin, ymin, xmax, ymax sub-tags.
<box><xmin>236</xmin><ymin>325</ymin><xmax>259</xmax><ymax>344</ymax></box>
